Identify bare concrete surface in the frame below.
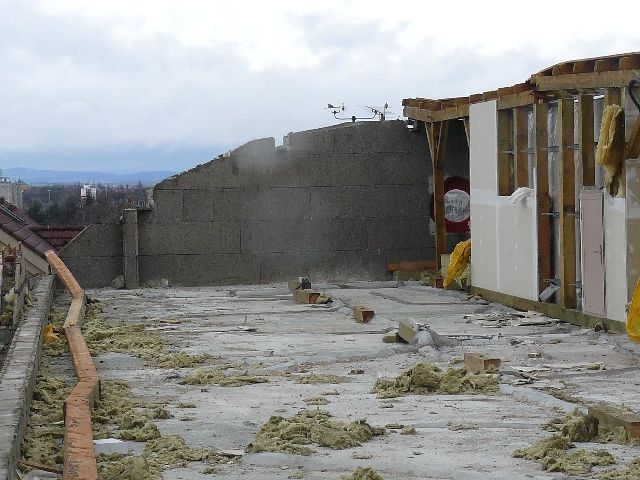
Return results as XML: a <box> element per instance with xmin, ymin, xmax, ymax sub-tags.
<box><xmin>81</xmin><ymin>282</ymin><xmax>640</xmax><ymax>479</ymax></box>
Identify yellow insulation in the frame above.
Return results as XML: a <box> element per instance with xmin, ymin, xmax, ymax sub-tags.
<box><xmin>596</xmin><ymin>104</ymin><xmax>624</xmax><ymax>196</ymax></box>
<box><xmin>444</xmin><ymin>239</ymin><xmax>471</xmax><ymax>288</ymax></box>
<box><xmin>627</xmin><ymin>278</ymin><xmax>640</xmax><ymax>343</ymax></box>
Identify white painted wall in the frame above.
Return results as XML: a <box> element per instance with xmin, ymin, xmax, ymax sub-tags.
<box><xmin>469</xmin><ymin>101</ymin><xmax>539</xmax><ymax>301</ymax></box>
<box><xmin>604</xmin><ymin>194</ymin><xmax>627</xmax><ymax>322</ymax></box>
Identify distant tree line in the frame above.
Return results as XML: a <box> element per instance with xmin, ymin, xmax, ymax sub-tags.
<box><xmin>23</xmin><ymin>182</ymin><xmax>148</xmax><ymax>225</ymax></box>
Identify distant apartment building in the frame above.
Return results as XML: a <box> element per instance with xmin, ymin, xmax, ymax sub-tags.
<box><xmin>0</xmin><ymin>176</ymin><xmax>24</xmax><ymax>210</ymax></box>
<box><xmin>80</xmin><ymin>184</ymin><xmax>97</xmax><ymax>204</ymax></box>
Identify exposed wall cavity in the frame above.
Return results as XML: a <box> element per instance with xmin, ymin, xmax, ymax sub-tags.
<box><xmin>469</xmin><ymin>101</ymin><xmax>538</xmax><ymax>301</ymax></box>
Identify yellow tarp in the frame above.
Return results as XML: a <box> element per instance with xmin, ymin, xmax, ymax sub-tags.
<box><xmin>627</xmin><ymin>279</ymin><xmax>640</xmax><ymax>343</ymax></box>
<box><xmin>444</xmin><ymin>239</ymin><xmax>471</xmax><ymax>288</ymax></box>
<box><xmin>43</xmin><ymin>324</ymin><xmax>60</xmax><ymax>344</ymax></box>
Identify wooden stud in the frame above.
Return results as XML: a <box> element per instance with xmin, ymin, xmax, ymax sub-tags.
<box><xmin>514</xmin><ymin>107</ymin><xmax>529</xmax><ymax>187</ymax></box>
<box><xmin>426</xmin><ymin>121</ymin><xmax>449</xmax><ymax>269</ymax></box>
<box><xmin>627</xmin><ymin>116</ymin><xmax>640</xmax><ymax>159</ymax></box>
<box><xmin>558</xmin><ymin>98</ymin><xmax>577</xmax><ymax>309</ymax></box>
<box><xmin>497</xmin><ymin>109</ymin><xmax>514</xmax><ymax>196</ymax></box>
<box><xmin>462</xmin><ymin>117</ymin><xmax>470</xmax><ymax>147</ymax></box>
<box><xmin>534</xmin><ymin>103</ymin><xmax>551</xmax><ymax>294</ymax></box>
<box><xmin>578</xmin><ymin>95</ymin><xmax>596</xmax><ymax>186</ymax></box>
<box><xmin>605</xmin><ymin>87</ymin><xmax>622</xmax><ymax>106</ymax></box>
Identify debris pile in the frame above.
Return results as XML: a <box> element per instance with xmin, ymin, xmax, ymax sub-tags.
<box><xmin>295</xmin><ymin>373</ymin><xmax>350</xmax><ymax>384</ymax></box>
<box><xmin>185</xmin><ymin>367</ymin><xmax>268</xmax><ymax>387</ymax></box>
<box><xmin>512</xmin><ymin>435</ymin><xmax>614</xmax><ymax>475</ymax></box>
<box><xmin>247</xmin><ymin>409</ymin><xmax>385</xmax><ymax>456</ymax></box>
<box><xmin>339</xmin><ymin>467</ymin><xmax>385</xmax><ymax>480</ymax></box>
<box><xmin>372</xmin><ymin>363</ymin><xmax>499</xmax><ymax>398</ymax></box>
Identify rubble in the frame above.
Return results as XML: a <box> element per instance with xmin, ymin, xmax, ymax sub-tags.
<box><xmin>247</xmin><ymin>409</ymin><xmax>385</xmax><ymax>456</ymax></box>
<box><xmin>339</xmin><ymin>467</ymin><xmax>384</xmax><ymax>480</ymax></box>
<box><xmin>372</xmin><ymin>363</ymin><xmax>499</xmax><ymax>398</ymax></box>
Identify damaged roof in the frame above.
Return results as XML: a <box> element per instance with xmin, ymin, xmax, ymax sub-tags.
<box><xmin>403</xmin><ymin>51</ymin><xmax>640</xmax><ymax>122</ymax></box>
<box><xmin>0</xmin><ymin>200</ymin><xmax>55</xmax><ymax>257</ymax></box>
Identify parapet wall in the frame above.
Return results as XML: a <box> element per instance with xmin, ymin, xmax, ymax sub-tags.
<box><xmin>62</xmin><ymin>120</ymin><xmax>441</xmax><ymax>286</ymax></box>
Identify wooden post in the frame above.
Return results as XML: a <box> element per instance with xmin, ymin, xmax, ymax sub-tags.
<box><xmin>578</xmin><ymin>95</ymin><xmax>595</xmax><ymax>186</ymax></box>
<box><xmin>462</xmin><ymin>117</ymin><xmax>470</xmax><ymax>147</ymax></box>
<box><xmin>558</xmin><ymin>98</ymin><xmax>577</xmax><ymax>309</ymax></box>
<box><xmin>534</xmin><ymin>102</ymin><xmax>551</xmax><ymax>294</ymax></box>
<box><xmin>426</xmin><ymin>121</ymin><xmax>449</xmax><ymax>270</ymax></box>
<box><xmin>514</xmin><ymin>107</ymin><xmax>529</xmax><ymax>187</ymax></box>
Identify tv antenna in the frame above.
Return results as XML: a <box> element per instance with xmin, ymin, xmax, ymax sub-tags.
<box><xmin>326</xmin><ymin>103</ymin><xmax>390</xmax><ymax>122</ymax></box>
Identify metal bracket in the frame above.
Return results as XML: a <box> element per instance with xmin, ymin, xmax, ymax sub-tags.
<box><xmin>569</xmin><ymin>281</ymin><xmax>582</xmax><ymax>288</ymax></box>
<box><xmin>541</xmin><ymin>212</ymin><xmax>559</xmax><ymax>218</ymax></box>
<box><xmin>543</xmin><ymin>278</ymin><xmax>560</xmax><ymax>284</ymax></box>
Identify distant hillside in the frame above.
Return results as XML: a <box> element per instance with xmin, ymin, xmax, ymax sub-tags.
<box><xmin>4</xmin><ymin>167</ymin><xmax>175</xmax><ymax>186</ymax></box>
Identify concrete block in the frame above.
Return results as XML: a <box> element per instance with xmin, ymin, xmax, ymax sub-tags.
<box><xmin>61</xmin><ymin>256</ymin><xmax>123</xmax><ymax>289</ymax></box>
<box><xmin>381</xmin><ymin>184</ymin><xmax>429</xmax><ymax>218</ymax></box>
<box><xmin>60</xmin><ymin>224</ymin><xmax>123</xmax><ymax>258</ymax></box>
<box><xmin>352</xmin><ymin>306</ymin><xmax>375</xmax><ymax>323</ymax></box>
<box><xmin>383</xmin><ymin>330</ymin><xmax>399</xmax><ymax>343</ymax></box>
<box><xmin>367</xmin><ymin>217</ymin><xmax>431</xmax><ymax>250</ymax></box>
<box><xmin>309</xmin><ymin>186</ymin><xmax>384</xmax><ymax>219</ymax></box>
<box><xmin>244</xmin><ymin>187</ymin><xmax>311</xmax><ymax>221</ymax></box>
<box><xmin>153</xmin><ymin>189</ymin><xmax>184</xmax><ymax>223</ymax></box>
<box><xmin>138</xmin><ymin>221</ymin><xmax>241</xmax><ymax>256</ymax></box>
<box><xmin>379</xmin><ymin>152</ymin><xmax>430</xmax><ymax>185</ymax></box>
<box><xmin>329</xmin><ymin>153</ymin><xmax>381</xmax><ymax>186</ymax></box>
<box><xmin>464</xmin><ymin>353</ymin><xmax>502</xmax><ymax>373</ymax></box>
<box><xmin>293</xmin><ymin>289</ymin><xmax>321</xmax><ymax>304</ymax></box>
<box><xmin>398</xmin><ymin>319</ymin><xmax>418</xmax><ymax>343</ymax></box>
<box><xmin>138</xmin><ymin>253</ymin><xmax>260</xmax><ymax>286</ymax></box>
<box><xmin>588</xmin><ymin>404</ymin><xmax>640</xmax><ymax>438</ymax></box>
<box><xmin>183</xmin><ymin>190</ymin><xmax>213</xmax><ymax>221</ymax></box>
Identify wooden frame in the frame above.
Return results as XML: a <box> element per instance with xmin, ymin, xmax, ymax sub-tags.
<box><xmin>425</xmin><ymin>121</ymin><xmax>449</xmax><ymax>270</ymax></box>
<box><xmin>497</xmin><ymin>109</ymin><xmax>514</xmax><ymax>196</ymax></box>
<box><xmin>558</xmin><ymin>98</ymin><xmax>577</xmax><ymax>309</ymax></box>
<box><xmin>534</xmin><ymin>103</ymin><xmax>551</xmax><ymax>294</ymax></box>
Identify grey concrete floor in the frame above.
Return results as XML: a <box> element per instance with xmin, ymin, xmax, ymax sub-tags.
<box><xmin>79</xmin><ymin>282</ymin><xmax>640</xmax><ymax>480</ymax></box>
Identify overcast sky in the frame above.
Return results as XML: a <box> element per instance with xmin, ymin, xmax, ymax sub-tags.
<box><xmin>1</xmin><ymin>0</ymin><xmax>638</xmax><ymax>173</ymax></box>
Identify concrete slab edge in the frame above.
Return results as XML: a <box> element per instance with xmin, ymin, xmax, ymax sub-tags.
<box><xmin>45</xmin><ymin>250</ymin><xmax>99</xmax><ymax>480</ymax></box>
<box><xmin>0</xmin><ymin>275</ymin><xmax>54</xmax><ymax>480</ymax></box>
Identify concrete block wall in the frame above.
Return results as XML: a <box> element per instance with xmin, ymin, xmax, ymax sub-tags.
<box><xmin>139</xmin><ymin>120</ymin><xmax>434</xmax><ymax>286</ymax></box>
<box><xmin>60</xmin><ymin>120</ymin><xmax>439</xmax><ymax>287</ymax></box>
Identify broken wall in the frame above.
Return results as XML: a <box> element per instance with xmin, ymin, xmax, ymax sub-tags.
<box><xmin>469</xmin><ymin>100</ymin><xmax>538</xmax><ymax>301</ymax></box>
<box><xmin>62</xmin><ymin>120</ymin><xmax>436</xmax><ymax>287</ymax></box>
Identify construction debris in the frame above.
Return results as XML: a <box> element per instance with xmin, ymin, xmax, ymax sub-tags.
<box><xmin>352</xmin><ymin>306</ymin><xmax>375</xmax><ymax>323</ymax></box>
<box><xmin>382</xmin><ymin>330</ymin><xmax>399</xmax><ymax>343</ymax></box>
<box><xmin>293</xmin><ymin>290</ymin><xmax>321</xmax><ymax>304</ymax></box>
<box><xmin>185</xmin><ymin>368</ymin><xmax>268</xmax><ymax>387</ymax></box>
<box><xmin>543</xmin><ymin>411</ymin><xmax>599</xmax><ymax>442</ymax></box>
<box><xmin>372</xmin><ymin>363</ymin><xmax>499</xmax><ymax>398</ymax></box>
<box><xmin>339</xmin><ymin>467</ymin><xmax>385</xmax><ymax>480</ymax></box>
<box><xmin>246</xmin><ymin>409</ymin><xmax>385</xmax><ymax>456</ymax></box>
<box><xmin>463</xmin><ymin>353</ymin><xmax>501</xmax><ymax>373</ymax></box>
<box><xmin>397</xmin><ymin>319</ymin><xmax>418</xmax><ymax>343</ymax></box>
<box><xmin>294</xmin><ymin>374</ymin><xmax>350</xmax><ymax>384</ymax></box>
<box><xmin>512</xmin><ymin>435</ymin><xmax>615</xmax><ymax>475</ymax></box>
<box><xmin>594</xmin><ymin>458</ymin><xmax>640</xmax><ymax>479</ymax></box>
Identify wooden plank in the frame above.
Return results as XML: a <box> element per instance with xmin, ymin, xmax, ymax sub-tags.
<box><xmin>514</xmin><ymin>107</ymin><xmax>529</xmax><ymax>187</ymax></box>
<box><xmin>427</xmin><ymin>121</ymin><xmax>450</xmax><ymax>270</ymax></box>
<box><xmin>385</xmin><ymin>260</ymin><xmax>437</xmax><ymax>272</ymax></box>
<box><xmin>469</xmin><ymin>93</ymin><xmax>484</xmax><ymax>103</ymax></box>
<box><xmin>595</xmin><ymin>58</ymin><xmax>619</xmax><ymax>73</ymax></box>
<box><xmin>534</xmin><ymin>103</ymin><xmax>551</xmax><ymax>295</ymax></box>
<box><xmin>620</xmin><ymin>55</ymin><xmax>640</xmax><ymax>70</ymax></box>
<box><xmin>497</xmin><ymin>109</ymin><xmax>513</xmax><ymax>196</ymax></box>
<box><xmin>533</xmin><ymin>70</ymin><xmax>640</xmax><ymax>91</ymax></box>
<box><xmin>483</xmin><ymin>90</ymin><xmax>498</xmax><ymax>101</ymax></box>
<box><xmin>552</xmin><ymin>63</ymin><xmax>574</xmax><ymax>76</ymax></box>
<box><xmin>352</xmin><ymin>306</ymin><xmax>375</xmax><ymax>323</ymax></box>
<box><xmin>578</xmin><ymin>95</ymin><xmax>595</xmax><ymax>186</ymax></box>
<box><xmin>573</xmin><ymin>60</ymin><xmax>595</xmax><ymax>74</ymax></box>
<box><xmin>403</xmin><ymin>106</ymin><xmax>434</xmax><ymax>123</ymax></box>
<box><xmin>558</xmin><ymin>98</ymin><xmax>577</xmax><ymax>309</ymax></box>
<box><xmin>464</xmin><ymin>353</ymin><xmax>501</xmax><ymax>373</ymax></box>
<box><xmin>605</xmin><ymin>87</ymin><xmax>622</xmax><ymax>106</ymax></box>
<box><xmin>497</xmin><ymin>91</ymin><xmax>535</xmax><ymax>110</ymax></box>
<box><xmin>469</xmin><ymin>286</ymin><xmax>627</xmax><ymax>333</ymax></box>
